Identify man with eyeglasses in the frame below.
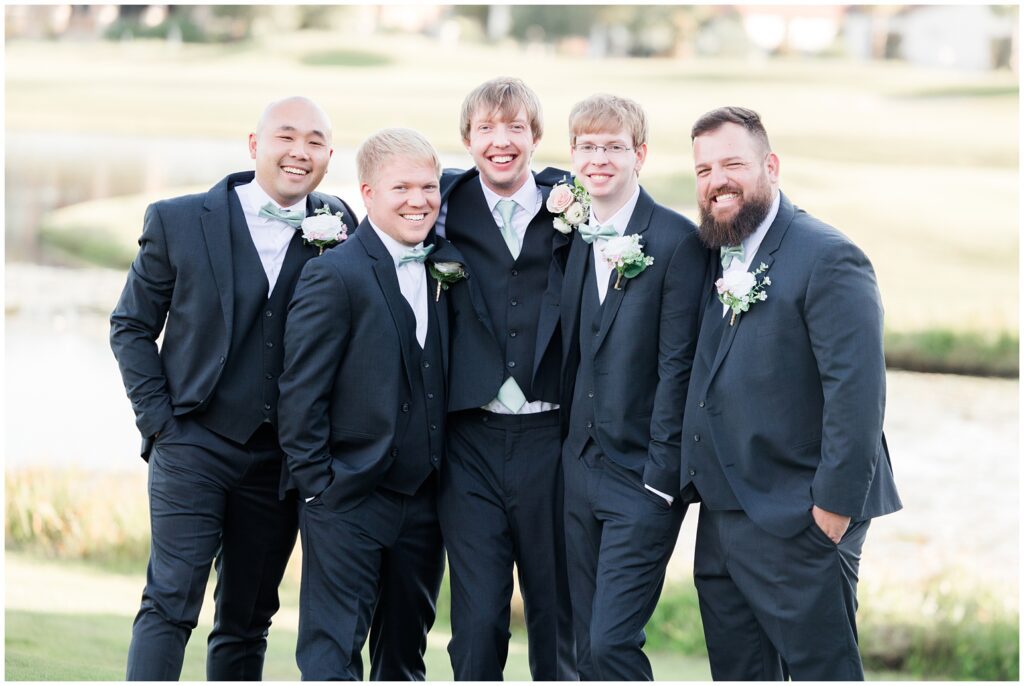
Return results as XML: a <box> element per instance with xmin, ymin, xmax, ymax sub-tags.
<box><xmin>546</xmin><ymin>93</ymin><xmax>709</xmax><ymax>679</ymax></box>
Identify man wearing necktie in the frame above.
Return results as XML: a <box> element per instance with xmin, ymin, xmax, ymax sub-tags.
<box><xmin>682</xmin><ymin>107</ymin><xmax>901</xmax><ymax>680</ymax></box>
<box><xmin>279</xmin><ymin>128</ymin><xmax>466</xmax><ymax>680</ymax></box>
<box><xmin>550</xmin><ymin>94</ymin><xmax>709</xmax><ymax>680</ymax></box>
<box><xmin>433</xmin><ymin>77</ymin><xmax>577</xmax><ymax>680</ymax></box>
<box><xmin>110</xmin><ymin>97</ymin><xmax>357</xmax><ymax>680</ymax></box>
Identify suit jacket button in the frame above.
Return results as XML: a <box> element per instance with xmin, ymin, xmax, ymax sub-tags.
<box><xmin>587</xmin><ymin>391</ymin><xmax>595</xmax><ymax>398</ymax></box>
<box><xmin>507</xmin><ymin>361</ymin><xmax>516</xmax><ymax>368</ymax></box>
<box><xmin>430</xmin><ymin>424</ymin><xmax>437</xmax><ymax>431</ymax></box>
<box><xmin>698</xmin><ymin>400</ymin><xmax>706</xmax><ymax>408</ymax></box>
<box><xmin>586</xmin><ymin>421</ymin><xmax>593</xmax><ymax>429</ymax></box>
<box><xmin>423</xmin><ymin>361</ymin><xmax>430</xmax><ymax>368</ymax></box>
<box><xmin>391</xmin><ymin>448</ymin><xmax>399</xmax><ymax>457</ymax></box>
<box><xmin>263</xmin><ymin>403</ymin><xmax>271</xmax><ymax>411</ymax></box>
<box><xmin>694</xmin><ymin>434</ymin><xmax>701</xmax><ymax>442</ymax></box>
<box><xmin>431</xmin><ymin>454</ymin><xmax>439</xmax><ymax>463</ymax></box>
<box><xmin>427</xmin><ymin>393</ymin><xmax>434</xmax><ymax>400</ymax></box>
<box><xmin>510</xmin><ymin>299</ymin><xmax>518</xmax><ymax>306</ymax></box>
<box><xmin>265</xmin><ymin>341</ymin><xmax>273</xmax><ymax>348</ymax></box>
<box><xmin>689</xmin><ymin>468</ymin><xmax>697</xmax><ymax>476</ymax></box>
<box><xmin>509</xmin><ymin>330</ymin><xmax>517</xmax><ymax>338</ymax></box>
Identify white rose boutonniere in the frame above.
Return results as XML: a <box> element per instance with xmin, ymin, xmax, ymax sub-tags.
<box><xmin>547</xmin><ymin>177</ymin><xmax>591</xmax><ymax>234</ymax></box>
<box><xmin>428</xmin><ymin>261</ymin><xmax>467</xmax><ymax>302</ymax></box>
<box><xmin>301</xmin><ymin>206</ymin><xmax>349</xmax><ymax>255</ymax></box>
<box><xmin>599</xmin><ymin>234</ymin><xmax>654</xmax><ymax>290</ymax></box>
<box><xmin>716</xmin><ymin>262</ymin><xmax>772</xmax><ymax>325</ymax></box>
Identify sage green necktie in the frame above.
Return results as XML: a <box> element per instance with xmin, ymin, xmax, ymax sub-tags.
<box><xmin>720</xmin><ymin>244</ymin><xmax>745</xmax><ymax>269</ymax></box>
<box><xmin>496</xmin><ymin>198</ymin><xmax>521</xmax><ymax>259</ymax></box>
<box><xmin>258</xmin><ymin>202</ymin><xmax>304</xmax><ymax>229</ymax></box>
<box><xmin>579</xmin><ymin>223</ymin><xmax>618</xmax><ymax>244</ymax></box>
<box><xmin>398</xmin><ymin>244</ymin><xmax>435</xmax><ymax>266</ymax></box>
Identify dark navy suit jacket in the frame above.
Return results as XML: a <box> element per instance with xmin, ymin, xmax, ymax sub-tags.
<box><xmin>681</xmin><ymin>192</ymin><xmax>902</xmax><ymax>537</ymax></box>
<box><xmin>277</xmin><ymin>221</ymin><xmax>466</xmax><ymax>512</ymax></box>
<box><xmin>554</xmin><ymin>187</ymin><xmax>710</xmax><ymax>494</ymax></box>
<box><xmin>109</xmin><ymin>170</ymin><xmax>356</xmax><ymax>456</ymax></box>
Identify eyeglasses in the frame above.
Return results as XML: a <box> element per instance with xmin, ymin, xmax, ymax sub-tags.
<box><xmin>572</xmin><ymin>143</ymin><xmax>634</xmax><ymax>156</ymax></box>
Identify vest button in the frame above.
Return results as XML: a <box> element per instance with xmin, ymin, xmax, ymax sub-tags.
<box><xmin>430</xmin><ymin>424</ymin><xmax>437</xmax><ymax>431</ymax></box>
<box><xmin>265</xmin><ymin>341</ymin><xmax>273</xmax><ymax>348</ymax></box>
<box><xmin>694</xmin><ymin>434</ymin><xmax>701</xmax><ymax>442</ymax></box>
<box><xmin>423</xmin><ymin>361</ymin><xmax>430</xmax><ymax>368</ymax></box>
<box><xmin>586</xmin><ymin>421</ymin><xmax>593</xmax><ymax>429</ymax></box>
<box><xmin>509</xmin><ymin>330</ymin><xmax>517</xmax><ymax>338</ymax></box>
<box><xmin>510</xmin><ymin>299</ymin><xmax>518</xmax><ymax>306</ymax></box>
<box><xmin>391</xmin><ymin>448</ymin><xmax>399</xmax><ymax>457</ymax></box>
<box><xmin>427</xmin><ymin>393</ymin><xmax>434</xmax><ymax>400</ymax></box>
<box><xmin>698</xmin><ymin>400</ymin><xmax>706</xmax><ymax>408</ymax></box>
<box><xmin>265</xmin><ymin>310</ymin><xmax>273</xmax><ymax>318</ymax></box>
<box><xmin>431</xmin><ymin>454</ymin><xmax>439</xmax><ymax>464</ymax></box>
<box><xmin>689</xmin><ymin>468</ymin><xmax>697</xmax><ymax>476</ymax></box>
<box><xmin>511</xmin><ymin>269</ymin><xmax>519</xmax><ymax>276</ymax></box>
<box><xmin>265</xmin><ymin>373</ymin><xmax>273</xmax><ymax>380</ymax></box>
<box><xmin>587</xmin><ymin>391</ymin><xmax>595</xmax><ymax>398</ymax></box>
<box><xmin>264</xmin><ymin>403</ymin><xmax>271</xmax><ymax>411</ymax></box>
<box><xmin>507</xmin><ymin>361</ymin><xmax>516</xmax><ymax>368</ymax></box>
<box><xmin>401</xmin><ymin>403</ymin><xmax>409</xmax><ymax>412</ymax></box>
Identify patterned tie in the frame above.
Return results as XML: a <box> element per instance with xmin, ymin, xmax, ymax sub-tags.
<box><xmin>720</xmin><ymin>244</ymin><xmax>745</xmax><ymax>269</ymax></box>
<box><xmin>398</xmin><ymin>244</ymin><xmax>436</xmax><ymax>266</ymax></box>
<box><xmin>258</xmin><ymin>202</ymin><xmax>304</xmax><ymax>228</ymax></box>
<box><xmin>579</xmin><ymin>222</ymin><xmax>618</xmax><ymax>244</ymax></box>
<box><xmin>496</xmin><ymin>199</ymin><xmax>521</xmax><ymax>259</ymax></box>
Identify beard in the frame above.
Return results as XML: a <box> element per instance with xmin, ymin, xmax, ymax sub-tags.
<box><xmin>697</xmin><ymin>180</ymin><xmax>774</xmax><ymax>250</ymax></box>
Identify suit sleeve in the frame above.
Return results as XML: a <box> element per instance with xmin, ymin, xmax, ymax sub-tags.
<box><xmin>805</xmin><ymin>239</ymin><xmax>886</xmax><ymax>516</ymax></box>
<box><xmin>278</xmin><ymin>257</ymin><xmax>351</xmax><ymax>499</ymax></box>
<box><xmin>109</xmin><ymin>202</ymin><xmax>176</xmax><ymax>439</ymax></box>
<box><xmin>643</xmin><ymin>232</ymin><xmax>708</xmax><ymax>494</ymax></box>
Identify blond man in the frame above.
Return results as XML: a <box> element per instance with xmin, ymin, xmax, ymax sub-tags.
<box><xmin>279</xmin><ymin>128</ymin><xmax>469</xmax><ymax>680</ymax></box>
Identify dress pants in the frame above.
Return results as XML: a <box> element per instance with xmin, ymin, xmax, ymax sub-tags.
<box><xmin>126</xmin><ymin>417</ymin><xmax>298</xmax><ymax>681</ymax></box>
<box><xmin>693</xmin><ymin>505</ymin><xmax>870</xmax><ymax>681</ymax></box>
<box><xmin>296</xmin><ymin>475</ymin><xmax>445</xmax><ymax>681</ymax></box>
<box><xmin>563</xmin><ymin>440</ymin><xmax>685</xmax><ymax>680</ymax></box>
<box><xmin>438</xmin><ymin>409</ymin><xmax>577</xmax><ymax>680</ymax></box>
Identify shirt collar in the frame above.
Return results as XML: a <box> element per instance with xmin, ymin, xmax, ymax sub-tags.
<box><xmin>478</xmin><ymin>172</ymin><xmax>538</xmax><ymax>214</ymax></box>
<box><xmin>235</xmin><ymin>179</ymin><xmax>307</xmax><ymax>216</ymax></box>
<box><xmin>591</xmin><ymin>184</ymin><xmax>641</xmax><ymax>238</ymax></box>
<box><xmin>369</xmin><ymin>219</ymin><xmax>425</xmax><ymax>269</ymax></box>
<box><xmin>739</xmin><ymin>189</ymin><xmax>781</xmax><ymax>265</ymax></box>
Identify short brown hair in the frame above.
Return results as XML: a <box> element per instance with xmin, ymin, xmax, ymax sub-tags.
<box><xmin>568</xmin><ymin>94</ymin><xmax>648</xmax><ymax>148</ymax></box>
<box><xmin>356</xmin><ymin>128</ymin><xmax>441</xmax><ymax>186</ymax></box>
<box><xmin>459</xmin><ymin>77</ymin><xmax>543</xmax><ymax>143</ymax></box>
<box><xmin>690</xmin><ymin>106</ymin><xmax>771</xmax><ymax>153</ymax></box>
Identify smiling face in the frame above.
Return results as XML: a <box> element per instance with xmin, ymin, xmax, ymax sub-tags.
<box><xmin>692</xmin><ymin>121</ymin><xmax>779</xmax><ymax>248</ymax></box>
<box><xmin>361</xmin><ymin>156</ymin><xmax>440</xmax><ymax>247</ymax></box>
<box><xmin>249</xmin><ymin>97</ymin><xmax>333</xmax><ymax>208</ymax></box>
<box><xmin>571</xmin><ymin>127</ymin><xmax>646</xmax><ymax>216</ymax></box>
<box><xmin>464</xmin><ymin>106</ymin><xmax>539</xmax><ymax>195</ymax></box>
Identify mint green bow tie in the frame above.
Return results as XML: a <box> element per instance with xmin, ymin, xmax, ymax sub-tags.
<box><xmin>399</xmin><ymin>244</ymin><xmax>435</xmax><ymax>266</ymax></box>
<box><xmin>579</xmin><ymin>223</ymin><xmax>617</xmax><ymax>244</ymax></box>
<box><xmin>720</xmin><ymin>244</ymin><xmax>745</xmax><ymax>269</ymax></box>
<box><xmin>258</xmin><ymin>202</ymin><xmax>304</xmax><ymax>228</ymax></box>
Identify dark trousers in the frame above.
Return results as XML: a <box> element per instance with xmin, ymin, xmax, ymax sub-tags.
<box><xmin>127</xmin><ymin>417</ymin><xmax>298</xmax><ymax>681</ymax></box>
<box><xmin>693</xmin><ymin>505</ymin><xmax>870</xmax><ymax>681</ymax></box>
<box><xmin>563</xmin><ymin>441</ymin><xmax>685</xmax><ymax>681</ymax></box>
<box><xmin>438</xmin><ymin>409</ymin><xmax>576</xmax><ymax>681</ymax></box>
<box><xmin>296</xmin><ymin>475</ymin><xmax>445</xmax><ymax>681</ymax></box>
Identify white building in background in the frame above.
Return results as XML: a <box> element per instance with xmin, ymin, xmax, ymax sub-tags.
<box><xmin>891</xmin><ymin>5</ymin><xmax>1013</xmax><ymax>71</ymax></box>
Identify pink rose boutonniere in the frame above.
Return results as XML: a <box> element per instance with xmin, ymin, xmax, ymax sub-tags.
<box><xmin>546</xmin><ymin>177</ymin><xmax>591</xmax><ymax>235</ymax></box>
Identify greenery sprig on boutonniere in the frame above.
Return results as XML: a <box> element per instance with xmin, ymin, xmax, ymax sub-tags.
<box><xmin>546</xmin><ymin>177</ymin><xmax>591</xmax><ymax>234</ymax></box>
<box><xmin>600</xmin><ymin>234</ymin><xmax>654</xmax><ymax>290</ymax></box>
<box><xmin>716</xmin><ymin>262</ymin><xmax>772</xmax><ymax>325</ymax></box>
<box><xmin>428</xmin><ymin>261</ymin><xmax>467</xmax><ymax>302</ymax></box>
<box><xmin>300</xmin><ymin>206</ymin><xmax>349</xmax><ymax>255</ymax></box>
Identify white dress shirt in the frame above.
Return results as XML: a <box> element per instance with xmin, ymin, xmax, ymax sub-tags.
<box><xmin>721</xmin><ymin>190</ymin><xmax>781</xmax><ymax>316</ymax></box>
<box><xmin>234</xmin><ymin>181</ymin><xmax>306</xmax><ymax>295</ymax></box>
<box><xmin>370</xmin><ymin>222</ymin><xmax>429</xmax><ymax>347</ymax></box>
<box><xmin>590</xmin><ymin>185</ymin><xmax>641</xmax><ymax>305</ymax></box>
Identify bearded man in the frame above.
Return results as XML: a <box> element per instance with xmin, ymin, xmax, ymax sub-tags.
<box><xmin>679</xmin><ymin>106</ymin><xmax>901</xmax><ymax>681</ymax></box>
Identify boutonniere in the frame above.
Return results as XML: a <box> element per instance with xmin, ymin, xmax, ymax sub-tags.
<box><xmin>428</xmin><ymin>261</ymin><xmax>467</xmax><ymax>302</ymax></box>
<box><xmin>546</xmin><ymin>177</ymin><xmax>591</xmax><ymax>235</ymax></box>
<box><xmin>300</xmin><ymin>206</ymin><xmax>349</xmax><ymax>255</ymax></box>
<box><xmin>716</xmin><ymin>262</ymin><xmax>772</xmax><ymax>325</ymax></box>
<box><xmin>600</xmin><ymin>234</ymin><xmax>654</xmax><ymax>290</ymax></box>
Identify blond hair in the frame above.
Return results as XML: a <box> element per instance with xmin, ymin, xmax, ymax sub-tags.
<box><xmin>356</xmin><ymin>128</ymin><xmax>441</xmax><ymax>186</ymax></box>
<box><xmin>568</xmin><ymin>94</ymin><xmax>648</xmax><ymax>148</ymax></box>
<box><xmin>459</xmin><ymin>77</ymin><xmax>543</xmax><ymax>143</ymax></box>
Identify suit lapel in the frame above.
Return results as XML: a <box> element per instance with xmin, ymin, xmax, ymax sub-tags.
<box><xmin>592</xmin><ymin>187</ymin><xmax>655</xmax><ymax>354</ymax></box>
<box><xmin>200</xmin><ymin>173</ymin><xmax>249</xmax><ymax>337</ymax></box>
<box><xmin>428</xmin><ymin>238</ymin><xmax>463</xmax><ymax>378</ymax></box>
<box><xmin>705</xmin><ymin>192</ymin><xmax>796</xmax><ymax>386</ymax></box>
<box><xmin>560</xmin><ymin>232</ymin><xmax>588</xmax><ymax>371</ymax></box>
<box><xmin>359</xmin><ymin>225</ymin><xmax>416</xmax><ymax>390</ymax></box>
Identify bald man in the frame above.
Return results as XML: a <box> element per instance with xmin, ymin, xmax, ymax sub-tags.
<box><xmin>111</xmin><ymin>96</ymin><xmax>357</xmax><ymax>680</ymax></box>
